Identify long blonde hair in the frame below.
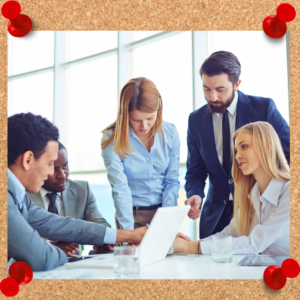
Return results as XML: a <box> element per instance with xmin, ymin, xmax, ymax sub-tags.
<box><xmin>232</xmin><ymin>122</ymin><xmax>290</xmax><ymax>236</ymax></box>
<box><xmin>101</xmin><ymin>77</ymin><xmax>164</xmax><ymax>158</ymax></box>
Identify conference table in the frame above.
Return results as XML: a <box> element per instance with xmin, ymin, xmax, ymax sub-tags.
<box><xmin>33</xmin><ymin>254</ymin><xmax>266</xmax><ymax>279</ymax></box>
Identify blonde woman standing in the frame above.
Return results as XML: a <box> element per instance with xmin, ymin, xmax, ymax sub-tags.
<box><xmin>174</xmin><ymin>121</ymin><xmax>290</xmax><ymax>255</ymax></box>
<box><xmin>101</xmin><ymin>77</ymin><xmax>180</xmax><ymax>230</ymax></box>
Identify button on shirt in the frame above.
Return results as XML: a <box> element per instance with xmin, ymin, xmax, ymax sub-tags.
<box><xmin>201</xmin><ymin>179</ymin><xmax>290</xmax><ymax>256</ymax></box>
<box><xmin>212</xmin><ymin>91</ymin><xmax>238</xmax><ymax>200</ymax></box>
<box><xmin>101</xmin><ymin>121</ymin><xmax>181</xmax><ymax>230</ymax></box>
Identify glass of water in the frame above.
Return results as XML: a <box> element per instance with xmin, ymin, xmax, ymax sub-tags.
<box><xmin>211</xmin><ymin>236</ymin><xmax>233</xmax><ymax>263</ymax></box>
<box><xmin>113</xmin><ymin>246</ymin><xmax>140</xmax><ymax>278</ymax></box>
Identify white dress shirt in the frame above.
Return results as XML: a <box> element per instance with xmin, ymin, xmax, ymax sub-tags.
<box><xmin>201</xmin><ymin>179</ymin><xmax>290</xmax><ymax>256</ymax></box>
<box><xmin>213</xmin><ymin>92</ymin><xmax>238</xmax><ymax>200</ymax></box>
<box><xmin>40</xmin><ymin>187</ymin><xmax>65</xmax><ymax>216</ymax></box>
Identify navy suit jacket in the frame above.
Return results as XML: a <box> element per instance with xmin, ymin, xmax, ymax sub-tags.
<box><xmin>185</xmin><ymin>90</ymin><xmax>290</xmax><ymax>239</ymax></box>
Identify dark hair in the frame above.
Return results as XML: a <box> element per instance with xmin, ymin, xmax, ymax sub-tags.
<box><xmin>58</xmin><ymin>141</ymin><xmax>67</xmax><ymax>152</ymax></box>
<box><xmin>200</xmin><ymin>51</ymin><xmax>241</xmax><ymax>84</ymax></box>
<box><xmin>8</xmin><ymin>113</ymin><xmax>59</xmax><ymax>166</ymax></box>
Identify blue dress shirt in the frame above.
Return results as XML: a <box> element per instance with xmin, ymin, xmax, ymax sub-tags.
<box><xmin>8</xmin><ymin>169</ymin><xmax>25</xmax><ymax>210</ymax></box>
<box><xmin>101</xmin><ymin>121</ymin><xmax>181</xmax><ymax>230</ymax></box>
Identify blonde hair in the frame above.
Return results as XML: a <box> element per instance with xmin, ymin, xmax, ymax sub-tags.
<box><xmin>232</xmin><ymin>121</ymin><xmax>290</xmax><ymax>236</ymax></box>
<box><xmin>101</xmin><ymin>77</ymin><xmax>164</xmax><ymax>158</ymax></box>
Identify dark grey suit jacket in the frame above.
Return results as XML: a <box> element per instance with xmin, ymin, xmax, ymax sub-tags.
<box><xmin>8</xmin><ymin>173</ymin><xmax>107</xmax><ymax>271</ymax></box>
<box><xmin>28</xmin><ymin>179</ymin><xmax>111</xmax><ymax>228</ymax></box>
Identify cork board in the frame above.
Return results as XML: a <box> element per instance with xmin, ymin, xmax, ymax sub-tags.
<box><xmin>1</xmin><ymin>0</ymin><xmax>299</xmax><ymax>299</ymax></box>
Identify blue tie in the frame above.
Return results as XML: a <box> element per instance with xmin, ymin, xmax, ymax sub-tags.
<box><xmin>47</xmin><ymin>193</ymin><xmax>58</xmax><ymax>214</ymax></box>
<box><xmin>222</xmin><ymin>109</ymin><xmax>231</xmax><ymax>177</ymax></box>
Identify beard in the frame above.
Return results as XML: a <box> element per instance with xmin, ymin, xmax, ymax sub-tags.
<box><xmin>206</xmin><ymin>89</ymin><xmax>235</xmax><ymax>114</ymax></box>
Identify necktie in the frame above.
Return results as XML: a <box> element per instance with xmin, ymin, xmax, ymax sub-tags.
<box><xmin>222</xmin><ymin>109</ymin><xmax>231</xmax><ymax>177</ymax></box>
<box><xmin>47</xmin><ymin>193</ymin><xmax>58</xmax><ymax>214</ymax></box>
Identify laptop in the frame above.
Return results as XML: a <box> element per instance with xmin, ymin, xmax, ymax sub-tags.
<box><xmin>139</xmin><ymin>205</ymin><xmax>190</xmax><ymax>267</ymax></box>
<box><xmin>66</xmin><ymin>205</ymin><xmax>190</xmax><ymax>269</ymax></box>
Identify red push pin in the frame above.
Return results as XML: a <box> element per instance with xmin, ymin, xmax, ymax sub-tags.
<box><xmin>9</xmin><ymin>262</ymin><xmax>33</xmax><ymax>285</ymax></box>
<box><xmin>264</xmin><ymin>258</ymin><xmax>300</xmax><ymax>290</ymax></box>
<box><xmin>1</xmin><ymin>0</ymin><xmax>32</xmax><ymax>37</ymax></box>
<box><xmin>0</xmin><ymin>278</ymin><xmax>19</xmax><ymax>297</ymax></box>
<box><xmin>263</xmin><ymin>3</ymin><xmax>296</xmax><ymax>39</ymax></box>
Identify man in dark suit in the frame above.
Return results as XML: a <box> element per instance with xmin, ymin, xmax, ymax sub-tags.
<box><xmin>185</xmin><ymin>51</ymin><xmax>290</xmax><ymax>239</ymax></box>
<box><xmin>28</xmin><ymin>142</ymin><xmax>112</xmax><ymax>256</ymax></box>
<box><xmin>8</xmin><ymin>113</ymin><xmax>147</xmax><ymax>271</ymax></box>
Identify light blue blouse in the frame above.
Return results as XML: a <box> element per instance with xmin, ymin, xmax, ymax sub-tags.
<box><xmin>101</xmin><ymin>121</ymin><xmax>181</xmax><ymax>230</ymax></box>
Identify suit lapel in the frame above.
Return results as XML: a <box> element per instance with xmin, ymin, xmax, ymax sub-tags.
<box><xmin>28</xmin><ymin>191</ymin><xmax>45</xmax><ymax>209</ymax></box>
<box><xmin>61</xmin><ymin>181</ymin><xmax>77</xmax><ymax>218</ymax></box>
<box><xmin>235</xmin><ymin>91</ymin><xmax>253</xmax><ymax>130</ymax></box>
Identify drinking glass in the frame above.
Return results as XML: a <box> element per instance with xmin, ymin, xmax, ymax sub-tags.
<box><xmin>211</xmin><ymin>236</ymin><xmax>233</xmax><ymax>263</ymax></box>
<box><xmin>113</xmin><ymin>246</ymin><xmax>140</xmax><ymax>278</ymax></box>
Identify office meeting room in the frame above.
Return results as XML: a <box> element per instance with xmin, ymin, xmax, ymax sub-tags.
<box><xmin>7</xmin><ymin>31</ymin><xmax>290</xmax><ymax>280</ymax></box>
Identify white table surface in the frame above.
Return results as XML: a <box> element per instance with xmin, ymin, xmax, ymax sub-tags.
<box><xmin>33</xmin><ymin>254</ymin><xmax>267</xmax><ymax>280</ymax></box>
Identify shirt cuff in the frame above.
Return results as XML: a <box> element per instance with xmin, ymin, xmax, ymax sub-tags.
<box><xmin>103</xmin><ymin>227</ymin><xmax>117</xmax><ymax>244</ymax></box>
<box><xmin>200</xmin><ymin>239</ymin><xmax>212</xmax><ymax>255</ymax></box>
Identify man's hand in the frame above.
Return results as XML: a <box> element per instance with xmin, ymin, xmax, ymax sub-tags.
<box><xmin>51</xmin><ymin>241</ymin><xmax>79</xmax><ymax>256</ymax></box>
<box><xmin>128</xmin><ymin>226</ymin><xmax>148</xmax><ymax>244</ymax></box>
<box><xmin>116</xmin><ymin>226</ymin><xmax>148</xmax><ymax>244</ymax></box>
<box><xmin>93</xmin><ymin>244</ymin><xmax>114</xmax><ymax>253</ymax></box>
<box><xmin>185</xmin><ymin>195</ymin><xmax>202</xmax><ymax>219</ymax></box>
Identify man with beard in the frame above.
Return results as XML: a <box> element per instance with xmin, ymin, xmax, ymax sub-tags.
<box><xmin>28</xmin><ymin>142</ymin><xmax>112</xmax><ymax>256</ymax></box>
<box><xmin>184</xmin><ymin>51</ymin><xmax>290</xmax><ymax>239</ymax></box>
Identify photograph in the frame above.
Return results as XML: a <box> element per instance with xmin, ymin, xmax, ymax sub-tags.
<box><xmin>7</xmin><ymin>30</ymin><xmax>290</xmax><ymax>280</ymax></box>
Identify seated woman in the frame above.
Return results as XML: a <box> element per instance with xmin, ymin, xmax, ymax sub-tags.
<box><xmin>101</xmin><ymin>77</ymin><xmax>180</xmax><ymax>230</ymax></box>
<box><xmin>174</xmin><ymin>121</ymin><xmax>290</xmax><ymax>256</ymax></box>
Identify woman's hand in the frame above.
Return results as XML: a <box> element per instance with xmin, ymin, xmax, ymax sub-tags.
<box><xmin>176</xmin><ymin>232</ymin><xmax>192</xmax><ymax>242</ymax></box>
<box><xmin>173</xmin><ymin>237</ymin><xmax>199</xmax><ymax>254</ymax></box>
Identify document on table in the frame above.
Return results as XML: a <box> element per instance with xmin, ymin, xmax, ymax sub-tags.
<box><xmin>65</xmin><ymin>257</ymin><xmax>114</xmax><ymax>269</ymax></box>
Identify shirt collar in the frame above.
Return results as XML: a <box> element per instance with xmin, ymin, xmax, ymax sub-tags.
<box><xmin>251</xmin><ymin>178</ymin><xmax>286</xmax><ymax>207</ymax></box>
<box><xmin>40</xmin><ymin>186</ymin><xmax>50</xmax><ymax>198</ymax></box>
<box><xmin>40</xmin><ymin>186</ymin><xmax>60</xmax><ymax>198</ymax></box>
<box><xmin>260</xmin><ymin>178</ymin><xmax>286</xmax><ymax>206</ymax></box>
<box><xmin>215</xmin><ymin>91</ymin><xmax>238</xmax><ymax>117</ymax></box>
<box><xmin>7</xmin><ymin>168</ymin><xmax>26</xmax><ymax>198</ymax></box>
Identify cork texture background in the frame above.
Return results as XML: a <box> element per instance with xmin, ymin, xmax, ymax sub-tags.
<box><xmin>0</xmin><ymin>0</ymin><xmax>299</xmax><ymax>299</ymax></box>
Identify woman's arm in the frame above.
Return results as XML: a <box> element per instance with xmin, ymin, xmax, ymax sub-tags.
<box><xmin>101</xmin><ymin>131</ymin><xmax>135</xmax><ymax>230</ymax></box>
<box><xmin>162</xmin><ymin>124</ymin><xmax>181</xmax><ymax>207</ymax></box>
<box><xmin>202</xmin><ymin>185</ymin><xmax>289</xmax><ymax>255</ymax></box>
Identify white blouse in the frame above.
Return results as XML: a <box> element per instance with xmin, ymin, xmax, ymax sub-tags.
<box><xmin>201</xmin><ymin>179</ymin><xmax>290</xmax><ymax>256</ymax></box>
